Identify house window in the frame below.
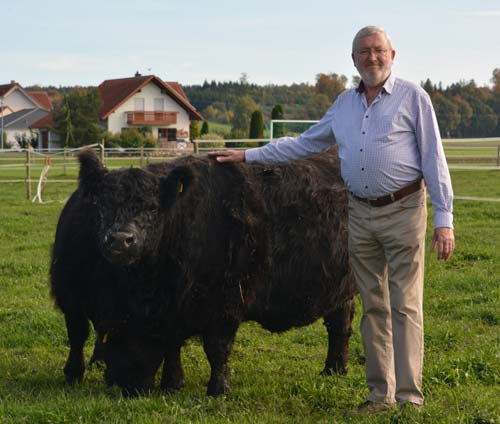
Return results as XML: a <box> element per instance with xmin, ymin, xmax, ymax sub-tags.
<box><xmin>167</xmin><ymin>128</ymin><xmax>177</xmax><ymax>141</ymax></box>
<box><xmin>154</xmin><ymin>98</ymin><xmax>164</xmax><ymax>111</ymax></box>
<box><xmin>134</xmin><ymin>98</ymin><xmax>145</xmax><ymax>111</ymax></box>
<box><xmin>158</xmin><ymin>128</ymin><xmax>177</xmax><ymax>141</ymax></box>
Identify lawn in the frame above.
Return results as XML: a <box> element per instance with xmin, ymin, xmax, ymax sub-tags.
<box><xmin>0</xmin><ymin>166</ymin><xmax>499</xmax><ymax>423</ymax></box>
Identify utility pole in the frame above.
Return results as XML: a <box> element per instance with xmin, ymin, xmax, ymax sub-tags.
<box><xmin>0</xmin><ymin>96</ymin><xmax>4</xmax><ymax>150</ymax></box>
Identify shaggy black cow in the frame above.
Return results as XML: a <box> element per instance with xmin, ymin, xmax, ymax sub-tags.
<box><xmin>50</xmin><ymin>147</ymin><xmax>356</xmax><ymax>396</ymax></box>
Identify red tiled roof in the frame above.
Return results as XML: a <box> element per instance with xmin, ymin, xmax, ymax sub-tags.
<box><xmin>30</xmin><ymin>111</ymin><xmax>55</xmax><ymax>129</ymax></box>
<box><xmin>98</xmin><ymin>75</ymin><xmax>203</xmax><ymax>120</ymax></box>
<box><xmin>28</xmin><ymin>92</ymin><xmax>53</xmax><ymax>111</ymax></box>
<box><xmin>166</xmin><ymin>82</ymin><xmax>187</xmax><ymax>99</ymax></box>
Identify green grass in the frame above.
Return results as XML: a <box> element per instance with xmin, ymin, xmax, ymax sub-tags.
<box><xmin>0</xmin><ymin>170</ymin><xmax>500</xmax><ymax>423</ymax></box>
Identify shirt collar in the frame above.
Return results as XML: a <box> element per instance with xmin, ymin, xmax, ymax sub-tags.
<box><xmin>356</xmin><ymin>73</ymin><xmax>395</xmax><ymax>95</ymax></box>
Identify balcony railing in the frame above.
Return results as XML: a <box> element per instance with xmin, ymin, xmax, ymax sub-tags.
<box><xmin>126</xmin><ymin>111</ymin><xmax>178</xmax><ymax>125</ymax></box>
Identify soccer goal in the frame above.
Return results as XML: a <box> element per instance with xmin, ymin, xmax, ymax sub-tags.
<box><xmin>269</xmin><ymin>119</ymin><xmax>319</xmax><ymax>142</ymax></box>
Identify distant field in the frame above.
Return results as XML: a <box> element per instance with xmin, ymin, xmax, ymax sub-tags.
<box><xmin>0</xmin><ymin>168</ymin><xmax>499</xmax><ymax>423</ymax></box>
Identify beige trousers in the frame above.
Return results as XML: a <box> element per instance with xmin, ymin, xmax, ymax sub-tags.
<box><xmin>348</xmin><ymin>188</ymin><xmax>427</xmax><ymax>405</ymax></box>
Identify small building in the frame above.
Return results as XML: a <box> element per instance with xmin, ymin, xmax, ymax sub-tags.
<box><xmin>98</xmin><ymin>74</ymin><xmax>203</xmax><ymax>146</ymax></box>
<box><xmin>0</xmin><ymin>81</ymin><xmax>58</xmax><ymax>149</ymax></box>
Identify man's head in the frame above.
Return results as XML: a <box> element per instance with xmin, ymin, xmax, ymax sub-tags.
<box><xmin>352</xmin><ymin>26</ymin><xmax>395</xmax><ymax>88</ymax></box>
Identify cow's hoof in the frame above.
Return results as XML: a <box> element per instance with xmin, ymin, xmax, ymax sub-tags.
<box><xmin>207</xmin><ymin>379</ymin><xmax>230</xmax><ymax>397</ymax></box>
<box><xmin>160</xmin><ymin>378</ymin><xmax>185</xmax><ymax>393</ymax></box>
<box><xmin>321</xmin><ymin>363</ymin><xmax>347</xmax><ymax>376</ymax></box>
<box><xmin>63</xmin><ymin>366</ymin><xmax>84</xmax><ymax>384</ymax></box>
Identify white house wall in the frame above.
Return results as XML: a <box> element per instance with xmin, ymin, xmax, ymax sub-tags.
<box><xmin>105</xmin><ymin>82</ymin><xmax>191</xmax><ymax>139</ymax></box>
<box><xmin>4</xmin><ymin>89</ymin><xmax>38</xmax><ymax>112</ymax></box>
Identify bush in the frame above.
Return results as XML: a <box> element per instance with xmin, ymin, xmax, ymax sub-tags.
<box><xmin>14</xmin><ymin>132</ymin><xmax>39</xmax><ymax>149</ymax></box>
<box><xmin>113</xmin><ymin>128</ymin><xmax>157</xmax><ymax>148</ymax></box>
<box><xmin>198</xmin><ymin>133</ymin><xmax>225</xmax><ymax>150</ymax></box>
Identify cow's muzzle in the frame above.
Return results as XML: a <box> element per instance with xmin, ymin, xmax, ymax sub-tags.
<box><xmin>103</xmin><ymin>225</ymin><xmax>141</xmax><ymax>265</ymax></box>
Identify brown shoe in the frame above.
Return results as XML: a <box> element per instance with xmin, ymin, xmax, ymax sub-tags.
<box><xmin>346</xmin><ymin>400</ymin><xmax>395</xmax><ymax>416</ymax></box>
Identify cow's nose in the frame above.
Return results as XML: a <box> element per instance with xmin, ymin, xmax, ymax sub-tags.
<box><xmin>109</xmin><ymin>231</ymin><xmax>136</xmax><ymax>252</ymax></box>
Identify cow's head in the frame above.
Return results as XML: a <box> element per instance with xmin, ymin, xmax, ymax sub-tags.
<box><xmin>91</xmin><ymin>320</ymin><xmax>166</xmax><ymax>396</ymax></box>
<box><xmin>77</xmin><ymin>149</ymin><xmax>196</xmax><ymax>266</ymax></box>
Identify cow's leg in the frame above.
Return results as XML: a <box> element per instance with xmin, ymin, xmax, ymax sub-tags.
<box><xmin>322</xmin><ymin>297</ymin><xmax>355</xmax><ymax>375</ymax></box>
<box><xmin>63</xmin><ymin>310</ymin><xmax>89</xmax><ymax>384</ymax></box>
<box><xmin>159</xmin><ymin>345</ymin><xmax>185</xmax><ymax>392</ymax></box>
<box><xmin>202</xmin><ymin>321</ymin><xmax>239</xmax><ymax>397</ymax></box>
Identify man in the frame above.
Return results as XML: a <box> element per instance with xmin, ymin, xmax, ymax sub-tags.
<box><xmin>209</xmin><ymin>25</ymin><xmax>455</xmax><ymax>414</ymax></box>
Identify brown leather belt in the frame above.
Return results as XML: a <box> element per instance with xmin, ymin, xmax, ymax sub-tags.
<box><xmin>351</xmin><ymin>179</ymin><xmax>424</xmax><ymax>207</ymax></box>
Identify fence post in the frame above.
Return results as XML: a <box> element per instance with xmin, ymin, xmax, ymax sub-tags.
<box><xmin>140</xmin><ymin>145</ymin><xmax>144</xmax><ymax>167</ymax></box>
<box><xmin>26</xmin><ymin>149</ymin><xmax>31</xmax><ymax>200</ymax></box>
<box><xmin>193</xmin><ymin>139</ymin><xmax>199</xmax><ymax>154</ymax></box>
<box><xmin>497</xmin><ymin>146</ymin><xmax>500</xmax><ymax>167</ymax></box>
<box><xmin>63</xmin><ymin>147</ymin><xmax>67</xmax><ymax>176</ymax></box>
<box><xmin>99</xmin><ymin>143</ymin><xmax>105</xmax><ymax>164</ymax></box>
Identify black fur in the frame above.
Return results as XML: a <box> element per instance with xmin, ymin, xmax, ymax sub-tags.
<box><xmin>50</xmin><ymin>146</ymin><xmax>356</xmax><ymax>396</ymax></box>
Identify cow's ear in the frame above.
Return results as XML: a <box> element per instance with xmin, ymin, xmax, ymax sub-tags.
<box><xmin>77</xmin><ymin>148</ymin><xmax>108</xmax><ymax>195</ymax></box>
<box><xmin>159</xmin><ymin>166</ymin><xmax>194</xmax><ymax>209</ymax></box>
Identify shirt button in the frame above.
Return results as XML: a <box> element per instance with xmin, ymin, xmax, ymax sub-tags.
<box><xmin>360</xmin><ymin>149</ymin><xmax>363</xmax><ymax>152</ymax></box>
<box><xmin>361</xmin><ymin>168</ymin><xmax>364</xmax><ymax>171</ymax></box>
<box><xmin>362</xmin><ymin>131</ymin><xmax>366</xmax><ymax>134</ymax></box>
<box><xmin>365</xmin><ymin>186</ymin><xmax>368</xmax><ymax>189</ymax></box>
<box><xmin>365</xmin><ymin>115</ymin><xmax>369</xmax><ymax>118</ymax></box>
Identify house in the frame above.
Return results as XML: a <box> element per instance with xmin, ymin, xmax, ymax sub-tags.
<box><xmin>0</xmin><ymin>81</ymin><xmax>57</xmax><ymax>150</ymax></box>
<box><xmin>98</xmin><ymin>73</ymin><xmax>203</xmax><ymax>145</ymax></box>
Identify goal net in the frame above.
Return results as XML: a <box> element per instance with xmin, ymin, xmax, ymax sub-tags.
<box><xmin>269</xmin><ymin>119</ymin><xmax>319</xmax><ymax>142</ymax></box>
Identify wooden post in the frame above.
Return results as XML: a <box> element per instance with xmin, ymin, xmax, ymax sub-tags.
<box><xmin>99</xmin><ymin>143</ymin><xmax>105</xmax><ymax>164</ymax></box>
<box><xmin>26</xmin><ymin>149</ymin><xmax>31</xmax><ymax>200</ymax></box>
<box><xmin>63</xmin><ymin>147</ymin><xmax>67</xmax><ymax>176</ymax></box>
<box><xmin>101</xmin><ymin>139</ymin><xmax>105</xmax><ymax>165</ymax></box>
<box><xmin>193</xmin><ymin>139</ymin><xmax>199</xmax><ymax>154</ymax></box>
<box><xmin>140</xmin><ymin>145</ymin><xmax>144</xmax><ymax>167</ymax></box>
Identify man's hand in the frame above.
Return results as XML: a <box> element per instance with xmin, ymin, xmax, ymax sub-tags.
<box><xmin>430</xmin><ymin>227</ymin><xmax>455</xmax><ymax>261</ymax></box>
<box><xmin>207</xmin><ymin>149</ymin><xmax>246</xmax><ymax>163</ymax></box>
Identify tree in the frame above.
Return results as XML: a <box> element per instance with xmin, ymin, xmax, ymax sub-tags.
<box><xmin>271</xmin><ymin>104</ymin><xmax>285</xmax><ymax>138</ymax></box>
<box><xmin>58</xmin><ymin>94</ymin><xmax>75</xmax><ymax>147</ymax></box>
<box><xmin>53</xmin><ymin>88</ymin><xmax>102</xmax><ymax>147</ymax></box>
<box><xmin>201</xmin><ymin>121</ymin><xmax>209</xmax><ymax>135</ymax></box>
<box><xmin>189</xmin><ymin>121</ymin><xmax>200</xmax><ymax>140</ymax></box>
<box><xmin>304</xmin><ymin>93</ymin><xmax>331</xmax><ymax>119</ymax></box>
<box><xmin>431</xmin><ymin>92</ymin><xmax>460</xmax><ymax>137</ymax></box>
<box><xmin>231</xmin><ymin>95</ymin><xmax>258</xmax><ymax>138</ymax></box>
<box><xmin>315</xmin><ymin>73</ymin><xmax>347</xmax><ymax>102</ymax></box>
<box><xmin>249</xmin><ymin>110</ymin><xmax>264</xmax><ymax>139</ymax></box>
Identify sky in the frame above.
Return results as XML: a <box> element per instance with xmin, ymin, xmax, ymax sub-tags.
<box><xmin>2</xmin><ymin>0</ymin><xmax>500</xmax><ymax>89</ymax></box>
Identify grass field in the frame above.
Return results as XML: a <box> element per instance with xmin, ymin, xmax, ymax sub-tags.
<box><xmin>0</xmin><ymin>164</ymin><xmax>499</xmax><ymax>422</ymax></box>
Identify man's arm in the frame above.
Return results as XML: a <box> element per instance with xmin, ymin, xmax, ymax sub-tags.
<box><xmin>415</xmin><ymin>92</ymin><xmax>455</xmax><ymax>261</ymax></box>
<box><xmin>209</xmin><ymin>101</ymin><xmax>338</xmax><ymax>164</ymax></box>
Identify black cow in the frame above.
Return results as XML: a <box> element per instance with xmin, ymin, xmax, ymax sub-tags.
<box><xmin>50</xmin><ymin>147</ymin><xmax>356</xmax><ymax>396</ymax></box>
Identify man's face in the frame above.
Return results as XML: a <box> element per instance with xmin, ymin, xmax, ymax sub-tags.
<box><xmin>352</xmin><ymin>32</ymin><xmax>395</xmax><ymax>88</ymax></box>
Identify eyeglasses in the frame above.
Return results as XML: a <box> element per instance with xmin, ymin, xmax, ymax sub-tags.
<box><xmin>356</xmin><ymin>48</ymin><xmax>389</xmax><ymax>58</ymax></box>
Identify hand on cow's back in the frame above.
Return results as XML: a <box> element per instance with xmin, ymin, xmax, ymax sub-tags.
<box><xmin>207</xmin><ymin>150</ymin><xmax>246</xmax><ymax>163</ymax></box>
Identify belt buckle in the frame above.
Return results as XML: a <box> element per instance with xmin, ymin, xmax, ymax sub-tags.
<box><xmin>390</xmin><ymin>193</ymin><xmax>396</xmax><ymax>202</ymax></box>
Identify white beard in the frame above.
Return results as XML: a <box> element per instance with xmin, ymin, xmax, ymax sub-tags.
<box><xmin>357</xmin><ymin>64</ymin><xmax>391</xmax><ymax>88</ymax></box>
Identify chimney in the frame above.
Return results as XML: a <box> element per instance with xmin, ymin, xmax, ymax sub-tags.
<box><xmin>134</xmin><ymin>71</ymin><xmax>141</xmax><ymax>77</ymax></box>
<box><xmin>11</xmin><ymin>80</ymin><xmax>16</xmax><ymax>84</ymax></box>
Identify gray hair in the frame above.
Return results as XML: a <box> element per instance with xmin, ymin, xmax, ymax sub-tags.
<box><xmin>352</xmin><ymin>26</ymin><xmax>393</xmax><ymax>53</ymax></box>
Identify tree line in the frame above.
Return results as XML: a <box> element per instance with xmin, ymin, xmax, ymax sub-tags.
<box><xmin>26</xmin><ymin>69</ymin><xmax>500</xmax><ymax>147</ymax></box>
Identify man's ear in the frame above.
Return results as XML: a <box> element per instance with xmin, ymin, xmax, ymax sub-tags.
<box><xmin>77</xmin><ymin>148</ymin><xmax>108</xmax><ymax>195</ymax></box>
<box><xmin>159</xmin><ymin>166</ymin><xmax>195</xmax><ymax>210</ymax></box>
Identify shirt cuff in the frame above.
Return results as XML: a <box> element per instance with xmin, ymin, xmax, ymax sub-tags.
<box><xmin>434</xmin><ymin>211</ymin><xmax>454</xmax><ymax>229</ymax></box>
<box><xmin>245</xmin><ymin>147</ymin><xmax>262</xmax><ymax>163</ymax></box>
